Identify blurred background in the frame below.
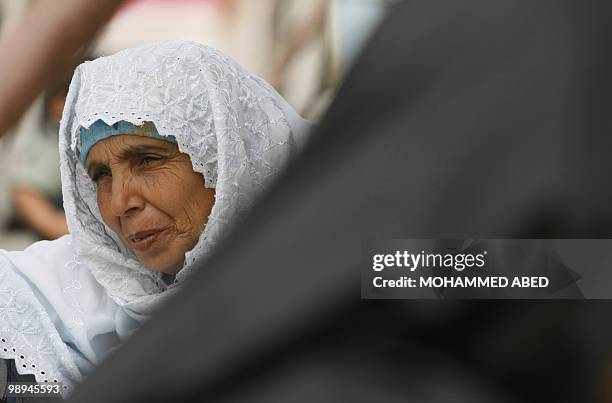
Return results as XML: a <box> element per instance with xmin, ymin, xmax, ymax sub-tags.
<box><xmin>0</xmin><ymin>0</ymin><xmax>391</xmax><ymax>250</ymax></box>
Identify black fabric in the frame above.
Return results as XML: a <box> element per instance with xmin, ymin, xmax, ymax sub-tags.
<box><xmin>0</xmin><ymin>360</ymin><xmax>6</xmax><ymax>400</ymax></box>
<box><xmin>69</xmin><ymin>1</ymin><xmax>612</xmax><ymax>402</ymax></box>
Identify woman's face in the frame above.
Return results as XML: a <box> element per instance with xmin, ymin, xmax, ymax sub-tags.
<box><xmin>86</xmin><ymin>134</ymin><xmax>215</xmax><ymax>274</ymax></box>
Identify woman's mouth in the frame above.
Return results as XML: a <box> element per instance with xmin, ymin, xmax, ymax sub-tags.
<box><xmin>127</xmin><ymin>227</ymin><xmax>169</xmax><ymax>252</ymax></box>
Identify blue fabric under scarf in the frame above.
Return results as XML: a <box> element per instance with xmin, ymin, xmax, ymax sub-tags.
<box><xmin>79</xmin><ymin>120</ymin><xmax>177</xmax><ymax>165</ymax></box>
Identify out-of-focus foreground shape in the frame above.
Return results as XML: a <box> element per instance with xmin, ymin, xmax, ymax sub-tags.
<box><xmin>0</xmin><ymin>0</ymin><xmax>124</xmax><ymax>138</ymax></box>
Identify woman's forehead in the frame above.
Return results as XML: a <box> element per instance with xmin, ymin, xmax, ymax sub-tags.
<box><xmin>86</xmin><ymin>134</ymin><xmax>177</xmax><ymax>165</ymax></box>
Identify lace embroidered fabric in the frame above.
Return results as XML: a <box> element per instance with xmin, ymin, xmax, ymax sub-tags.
<box><xmin>0</xmin><ymin>40</ymin><xmax>311</xmax><ymax>397</ymax></box>
<box><xmin>0</xmin><ymin>266</ymin><xmax>80</xmax><ymax>394</ymax></box>
<box><xmin>0</xmin><ymin>242</ymin><xmax>85</xmax><ymax>396</ymax></box>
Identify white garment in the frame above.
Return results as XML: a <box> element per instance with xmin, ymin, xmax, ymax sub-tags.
<box><xmin>0</xmin><ymin>40</ymin><xmax>311</xmax><ymax>397</ymax></box>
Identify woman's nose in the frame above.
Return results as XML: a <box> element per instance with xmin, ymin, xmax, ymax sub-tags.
<box><xmin>109</xmin><ymin>170</ymin><xmax>145</xmax><ymax>217</ymax></box>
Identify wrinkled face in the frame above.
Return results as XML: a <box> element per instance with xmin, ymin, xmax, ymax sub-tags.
<box><xmin>86</xmin><ymin>134</ymin><xmax>215</xmax><ymax>275</ymax></box>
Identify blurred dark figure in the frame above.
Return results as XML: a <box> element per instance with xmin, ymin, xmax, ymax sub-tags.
<box><xmin>70</xmin><ymin>1</ymin><xmax>612</xmax><ymax>402</ymax></box>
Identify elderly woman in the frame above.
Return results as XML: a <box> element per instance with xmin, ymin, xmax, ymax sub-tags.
<box><xmin>0</xmin><ymin>40</ymin><xmax>310</xmax><ymax>398</ymax></box>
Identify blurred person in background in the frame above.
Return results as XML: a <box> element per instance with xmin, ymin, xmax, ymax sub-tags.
<box><xmin>270</xmin><ymin>0</ymin><xmax>335</xmax><ymax>121</ymax></box>
<box><xmin>271</xmin><ymin>0</ymin><xmax>391</xmax><ymax>120</ymax></box>
<box><xmin>9</xmin><ymin>80</ymin><xmax>70</xmax><ymax>240</ymax></box>
<box><xmin>0</xmin><ymin>0</ymin><xmax>34</xmax><ymax>246</ymax></box>
<box><xmin>0</xmin><ymin>40</ymin><xmax>310</xmax><ymax>399</ymax></box>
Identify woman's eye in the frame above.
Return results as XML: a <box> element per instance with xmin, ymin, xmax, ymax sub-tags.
<box><xmin>92</xmin><ymin>169</ymin><xmax>111</xmax><ymax>183</ymax></box>
<box><xmin>140</xmin><ymin>156</ymin><xmax>163</xmax><ymax>166</ymax></box>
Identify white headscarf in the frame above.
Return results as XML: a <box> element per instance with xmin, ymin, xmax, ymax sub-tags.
<box><xmin>0</xmin><ymin>40</ymin><xmax>311</xmax><ymax>396</ymax></box>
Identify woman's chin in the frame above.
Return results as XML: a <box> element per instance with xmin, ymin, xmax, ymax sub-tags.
<box><xmin>134</xmin><ymin>246</ymin><xmax>183</xmax><ymax>275</ymax></box>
